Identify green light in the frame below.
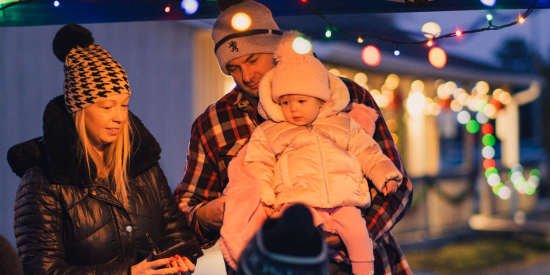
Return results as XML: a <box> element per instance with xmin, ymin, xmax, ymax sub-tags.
<box><xmin>485</xmin><ymin>167</ymin><xmax>498</xmax><ymax>178</ymax></box>
<box><xmin>526</xmin><ymin>187</ymin><xmax>536</xmax><ymax>195</ymax></box>
<box><xmin>325</xmin><ymin>29</ymin><xmax>332</xmax><ymax>38</ymax></box>
<box><xmin>529</xmin><ymin>169</ymin><xmax>541</xmax><ymax>178</ymax></box>
<box><xmin>482</xmin><ymin>134</ymin><xmax>496</xmax><ymax>146</ymax></box>
<box><xmin>466</xmin><ymin>120</ymin><xmax>480</xmax><ymax>133</ymax></box>
<box><xmin>487</xmin><ymin>14</ymin><xmax>493</xmax><ymax>21</ymax></box>
<box><xmin>492</xmin><ymin>182</ymin><xmax>504</xmax><ymax>195</ymax></box>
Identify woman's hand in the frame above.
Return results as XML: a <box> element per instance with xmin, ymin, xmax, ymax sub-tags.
<box><xmin>131</xmin><ymin>256</ymin><xmax>195</xmax><ymax>275</ymax></box>
<box><xmin>166</xmin><ymin>254</ymin><xmax>195</xmax><ymax>275</ymax></box>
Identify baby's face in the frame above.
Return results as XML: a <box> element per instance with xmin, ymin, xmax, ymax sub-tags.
<box><xmin>279</xmin><ymin>95</ymin><xmax>324</xmax><ymax>126</ymax></box>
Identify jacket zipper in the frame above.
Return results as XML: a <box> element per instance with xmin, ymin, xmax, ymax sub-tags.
<box><xmin>307</xmin><ymin>123</ymin><xmax>330</xmax><ymax>205</ymax></box>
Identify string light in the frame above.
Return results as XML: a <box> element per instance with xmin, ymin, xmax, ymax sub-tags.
<box><xmin>300</xmin><ymin>0</ymin><xmax>538</xmax><ymax>48</ymax></box>
<box><xmin>325</xmin><ymin>27</ymin><xmax>332</xmax><ymax>38</ymax></box>
<box><xmin>358</xmin><ymin>36</ymin><xmax>364</xmax><ymax>43</ymax></box>
<box><xmin>53</xmin><ymin>0</ymin><xmax>59</xmax><ymax>7</ymax></box>
<box><xmin>487</xmin><ymin>14</ymin><xmax>493</xmax><ymax>23</ymax></box>
<box><xmin>394</xmin><ymin>44</ymin><xmax>400</xmax><ymax>56</ymax></box>
<box><xmin>427</xmin><ymin>39</ymin><xmax>433</xmax><ymax>47</ymax></box>
<box><xmin>165</xmin><ymin>6</ymin><xmax>170</xmax><ymax>12</ymax></box>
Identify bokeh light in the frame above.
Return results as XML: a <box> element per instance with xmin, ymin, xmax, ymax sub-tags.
<box><xmin>292</xmin><ymin>37</ymin><xmax>312</xmax><ymax>54</ymax></box>
<box><xmin>422</xmin><ymin>22</ymin><xmax>441</xmax><ymax>38</ymax></box>
<box><xmin>482</xmin><ymin>134</ymin><xmax>496</xmax><ymax>146</ymax></box>
<box><xmin>466</xmin><ymin>120</ymin><xmax>480</xmax><ymax>133</ymax></box>
<box><xmin>485</xmin><ymin>167</ymin><xmax>498</xmax><ymax>178</ymax></box>
<box><xmin>181</xmin><ymin>0</ymin><xmax>199</xmax><ymax>15</ymax></box>
<box><xmin>429</xmin><ymin>47</ymin><xmax>447</xmax><ymax>68</ymax></box>
<box><xmin>411</xmin><ymin>80</ymin><xmax>425</xmax><ymax>92</ymax></box>
<box><xmin>329</xmin><ymin>68</ymin><xmax>340</xmax><ymax>76</ymax></box>
<box><xmin>482</xmin><ymin>123</ymin><xmax>494</xmax><ymax>135</ymax></box>
<box><xmin>480</xmin><ymin>0</ymin><xmax>496</xmax><ymax>7</ymax></box>
<box><xmin>385</xmin><ymin>74</ymin><xmax>400</xmax><ymax>90</ymax></box>
<box><xmin>498</xmin><ymin>186</ymin><xmax>511</xmax><ymax>200</ymax></box>
<box><xmin>476</xmin><ymin>81</ymin><xmax>489</xmax><ymax>94</ymax></box>
<box><xmin>483</xmin><ymin>104</ymin><xmax>497</xmax><ymax>118</ymax></box>
<box><xmin>476</xmin><ymin>111</ymin><xmax>489</xmax><ymax>124</ymax></box>
<box><xmin>450</xmin><ymin>100</ymin><xmax>463</xmax><ymax>112</ymax></box>
<box><xmin>499</xmin><ymin>91</ymin><xmax>512</xmax><ymax>104</ymax></box>
<box><xmin>354</xmin><ymin>73</ymin><xmax>368</xmax><ymax>85</ymax></box>
<box><xmin>362</xmin><ymin>46</ymin><xmax>381</xmax><ymax>66</ymax></box>
<box><xmin>484</xmin><ymin>159</ymin><xmax>496</xmax><ymax>170</ymax></box>
<box><xmin>482</xmin><ymin>146</ymin><xmax>495</xmax><ymax>159</ymax></box>
<box><xmin>231</xmin><ymin>12</ymin><xmax>252</xmax><ymax>31</ymax></box>
<box><xmin>407</xmin><ymin>92</ymin><xmax>426</xmax><ymax>115</ymax></box>
<box><xmin>457</xmin><ymin>111</ymin><xmax>471</xmax><ymax>124</ymax></box>
<box><xmin>487</xmin><ymin>173</ymin><xmax>500</xmax><ymax>186</ymax></box>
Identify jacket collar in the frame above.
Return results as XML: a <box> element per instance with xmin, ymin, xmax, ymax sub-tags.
<box><xmin>257</xmin><ymin>70</ymin><xmax>350</xmax><ymax>123</ymax></box>
<box><xmin>7</xmin><ymin>95</ymin><xmax>161</xmax><ymax>185</ymax></box>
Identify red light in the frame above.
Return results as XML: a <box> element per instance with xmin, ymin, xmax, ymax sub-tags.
<box><xmin>482</xmin><ymin>124</ymin><xmax>494</xmax><ymax>135</ymax></box>
<box><xmin>165</xmin><ymin>6</ymin><xmax>170</xmax><ymax>12</ymax></box>
<box><xmin>455</xmin><ymin>30</ymin><xmax>462</xmax><ymax>36</ymax></box>
<box><xmin>361</xmin><ymin>46</ymin><xmax>381</xmax><ymax>66</ymax></box>
<box><xmin>483</xmin><ymin>159</ymin><xmax>495</xmax><ymax>169</ymax></box>
<box><xmin>427</xmin><ymin>40</ymin><xmax>433</xmax><ymax>47</ymax></box>
<box><xmin>301</xmin><ymin>0</ymin><xmax>307</xmax><ymax>2</ymax></box>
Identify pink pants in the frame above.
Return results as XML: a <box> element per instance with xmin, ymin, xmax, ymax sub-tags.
<box><xmin>276</xmin><ymin>205</ymin><xmax>374</xmax><ymax>275</ymax></box>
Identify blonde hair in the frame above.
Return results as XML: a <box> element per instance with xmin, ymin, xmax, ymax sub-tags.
<box><xmin>73</xmin><ymin>109</ymin><xmax>132</xmax><ymax>204</ymax></box>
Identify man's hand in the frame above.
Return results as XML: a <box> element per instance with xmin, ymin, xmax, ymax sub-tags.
<box><xmin>196</xmin><ymin>197</ymin><xmax>226</xmax><ymax>231</ymax></box>
<box><xmin>382</xmin><ymin>180</ymin><xmax>399</xmax><ymax>196</ymax></box>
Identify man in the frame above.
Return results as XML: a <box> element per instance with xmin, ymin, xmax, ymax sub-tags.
<box><xmin>174</xmin><ymin>0</ymin><xmax>413</xmax><ymax>274</ymax></box>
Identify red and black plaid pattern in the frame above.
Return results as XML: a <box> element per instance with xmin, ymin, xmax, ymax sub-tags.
<box><xmin>175</xmin><ymin>78</ymin><xmax>413</xmax><ymax>275</ymax></box>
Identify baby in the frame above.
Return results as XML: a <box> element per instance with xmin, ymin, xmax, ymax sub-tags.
<box><xmin>243</xmin><ymin>31</ymin><xmax>403</xmax><ymax>275</ymax></box>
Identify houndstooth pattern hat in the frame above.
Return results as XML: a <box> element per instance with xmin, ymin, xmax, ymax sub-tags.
<box><xmin>63</xmin><ymin>44</ymin><xmax>130</xmax><ymax>113</ymax></box>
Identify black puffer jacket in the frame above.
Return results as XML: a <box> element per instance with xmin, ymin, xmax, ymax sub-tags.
<box><xmin>8</xmin><ymin>96</ymin><xmax>195</xmax><ymax>275</ymax></box>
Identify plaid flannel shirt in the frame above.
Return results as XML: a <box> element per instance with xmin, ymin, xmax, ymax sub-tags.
<box><xmin>174</xmin><ymin>77</ymin><xmax>413</xmax><ymax>275</ymax></box>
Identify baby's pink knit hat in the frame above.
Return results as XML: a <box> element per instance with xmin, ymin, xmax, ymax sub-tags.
<box><xmin>271</xmin><ymin>31</ymin><xmax>331</xmax><ymax>103</ymax></box>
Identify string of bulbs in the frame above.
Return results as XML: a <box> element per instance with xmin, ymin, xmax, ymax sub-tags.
<box><xmin>301</xmin><ymin>0</ymin><xmax>539</xmax><ymax>51</ymax></box>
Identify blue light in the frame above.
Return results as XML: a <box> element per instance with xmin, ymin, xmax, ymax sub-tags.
<box><xmin>181</xmin><ymin>0</ymin><xmax>199</xmax><ymax>15</ymax></box>
<box><xmin>394</xmin><ymin>50</ymin><xmax>400</xmax><ymax>56</ymax></box>
<box><xmin>54</xmin><ymin>0</ymin><xmax>59</xmax><ymax>7</ymax></box>
<box><xmin>480</xmin><ymin>0</ymin><xmax>496</xmax><ymax>7</ymax></box>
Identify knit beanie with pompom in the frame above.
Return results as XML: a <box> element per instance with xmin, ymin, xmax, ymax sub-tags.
<box><xmin>270</xmin><ymin>31</ymin><xmax>331</xmax><ymax>103</ymax></box>
<box><xmin>53</xmin><ymin>24</ymin><xmax>131</xmax><ymax>114</ymax></box>
<box><xmin>212</xmin><ymin>0</ymin><xmax>282</xmax><ymax>75</ymax></box>
<box><xmin>237</xmin><ymin>204</ymin><xmax>328</xmax><ymax>275</ymax></box>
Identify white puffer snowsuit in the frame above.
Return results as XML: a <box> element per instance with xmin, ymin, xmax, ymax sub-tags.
<box><xmin>244</xmin><ymin>70</ymin><xmax>403</xmax><ymax>210</ymax></box>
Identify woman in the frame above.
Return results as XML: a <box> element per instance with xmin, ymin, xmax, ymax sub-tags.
<box><xmin>8</xmin><ymin>24</ymin><xmax>195</xmax><ymax>275</ymax></box>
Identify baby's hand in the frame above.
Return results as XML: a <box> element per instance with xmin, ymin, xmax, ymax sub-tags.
<box><xmin>263</xmin><ymin>205</ymin><xmax>274</xmax><ymax>218</ymax></box>
<box><xmin>382</xmin><ymin>180</ymin><xmax>399</xmax><ymax>196</ymax></box>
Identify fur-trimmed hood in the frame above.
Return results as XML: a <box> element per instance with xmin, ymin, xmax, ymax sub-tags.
<box><xmin>7</xmin><ymin>95</ymin><xmax>161</xmax><ymax>185</ymax></box>
<box><xmin>257</xmin><ymin>70</ymin><xmax>350</xmax><ymax>122</ymax></box>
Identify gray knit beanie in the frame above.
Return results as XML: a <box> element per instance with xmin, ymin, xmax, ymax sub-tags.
<box><xmin>212</xmin><ymin>0</ymin><xmax>282</xmax><ymax>75</ymax></box>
